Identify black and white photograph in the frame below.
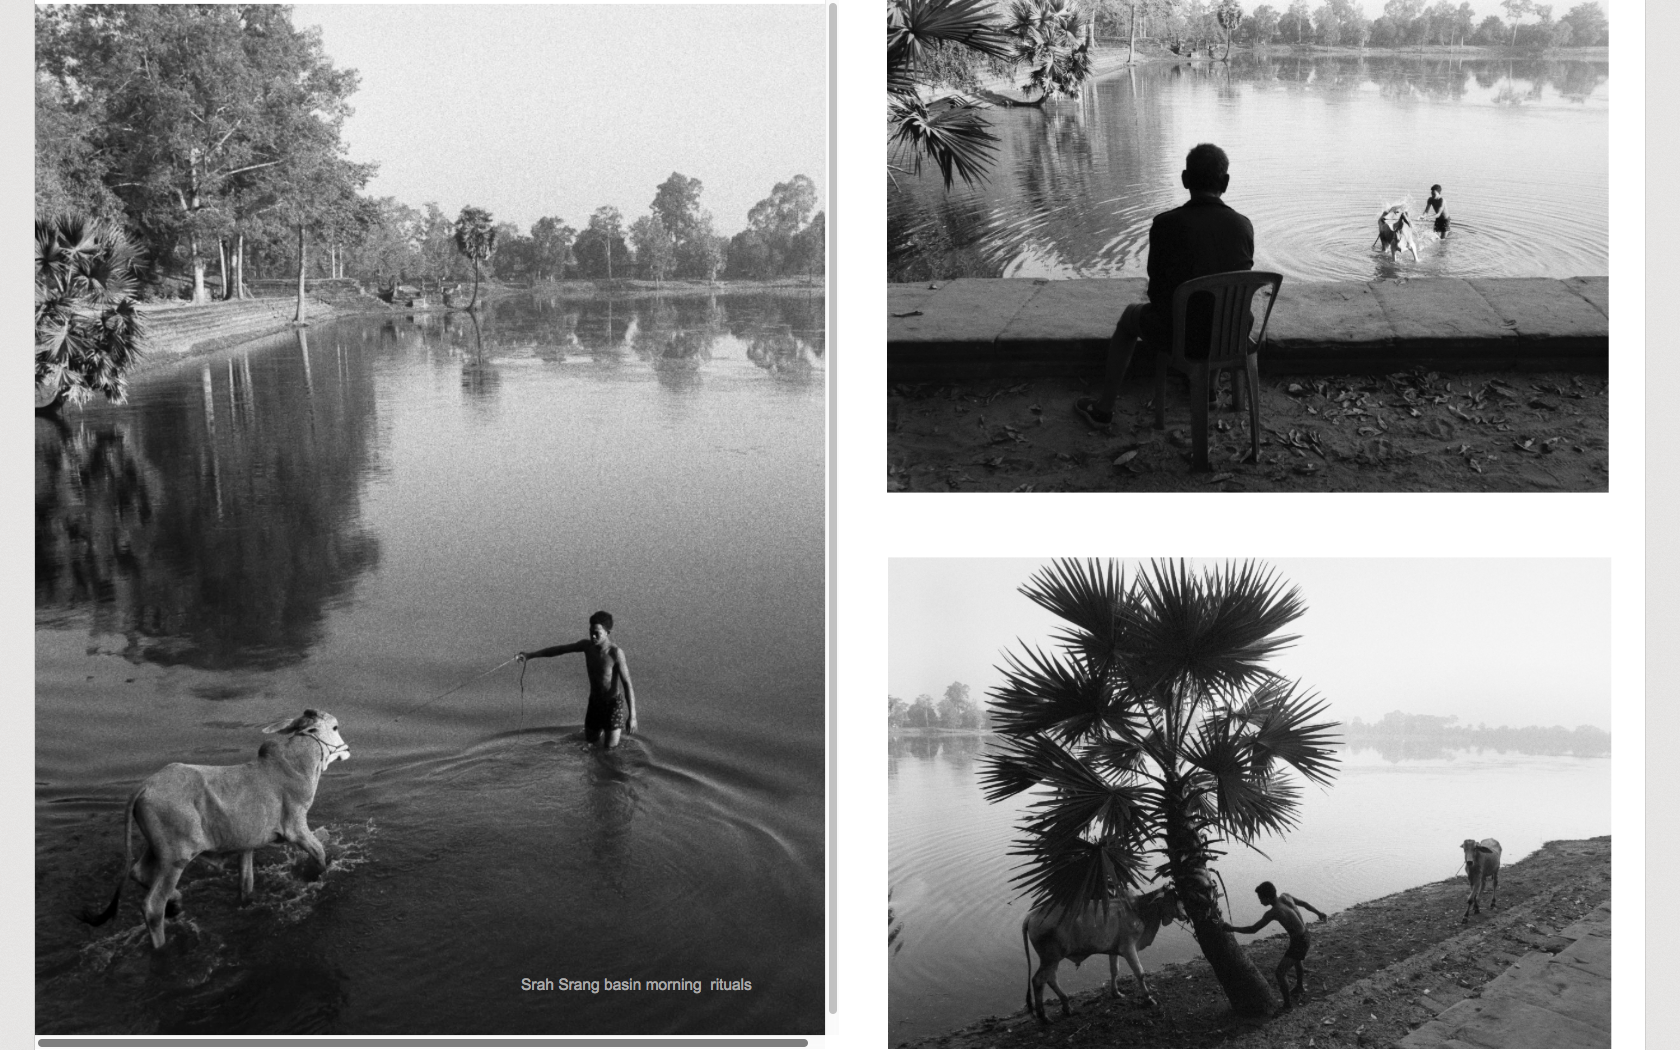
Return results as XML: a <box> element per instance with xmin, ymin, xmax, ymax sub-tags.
<box><xmin>889</xmin><ymin>558</ymin><xmax>1611</xmax><ymax>1047</ymax></box>
<box><xmin>34</xmin><ymin>3</ymin><xmax>826</xmax><ymax>1036</ymax></box>
<box><xmin>885</xmin><ymin>1</ymin><xmax>1610</xmax><ymax>491</ymax></box>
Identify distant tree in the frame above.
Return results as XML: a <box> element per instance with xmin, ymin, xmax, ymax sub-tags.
<box><xmin>452</xmin><ymin>205</ymin><xmax>498</xmax><ymax>310</ymax></box>
<box><xmin>1500</xmin><ymin>0</ymin><xmax>1534</xmax><ymax>44</ymax></box>
<box><xmin>1004</xmin><ymin>0</ymin><xmax>1095</xmax><ymax>101</ymax></box>
<box><xmin>674</xmin><ymin>213</ymin><xmax>722</xmax><ymax>280</ymax></box>
<box><xmin>35</xmin><ymin>215</ymin><xmax>147</xmax><ymax>410</ymax></box>
<box><xmin>629</xmin><ymin>213</ymin><xmax>676</xmax><ymax>284</ymax></box>
<box><xmin>1247</xmin><ymin>4</ymin><xmax>1281</xmax><ymax>43</ymax></box>
<box><xmin>906</xmin><ymin>693</ymin><xmax>939</xmax><ymax>728</ymax></box>
<box><xmin>650</xmin><ymin>172</ymin><xmax>706</xmax><ymax>255</ymax></box>
<box><xmin>1559</xmin><ymin>2</ymin><xmax>1606</xmax><ymax>44</ymax></box>
<box><xmin>587</xmin><ymin>205</ymin><xmax>625</xmax><ymax>281</ymax></box>
<box><xmin>1280</xmin><ymin>0</ymin><xmax>1313</xmax><ymax>42</ymax></box>
<box><xmin>1472</xmin><ymin>14</ymin><xmax>1506</xmax><ymax>43</ymax></box>
<box><xmin>788</xmin><ymin>211</ymin><xmax>826</xmax><ymax>280</ymax></box>
<box><xmin>529</xmin><ymin>216</ymin><xmax>577</xmax><ymax>281</ymax></box>
<box><xmin>889</xmin><ymin>695</ymin><xmax>911</xmax><ymax>727</ymax></box>
<box><xmin>727</xmin><ymin>229</ymin><xmax>771</xmax><ymax>279</ymax></box>
<box><xmin>938</xmin><ymin>681</ymin><xmax>984</xmax><ymax>729</ymax></box>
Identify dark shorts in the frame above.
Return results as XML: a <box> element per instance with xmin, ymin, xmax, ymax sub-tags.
<box><xmin>1284</xmin><ymin>930</ymin><xmax>1310</xmax><ymax>961</ymax></box>
<box><xmin>585</xmin><ymin>690</ymin><xmax>628</xmax><ymax>734</ymax></box>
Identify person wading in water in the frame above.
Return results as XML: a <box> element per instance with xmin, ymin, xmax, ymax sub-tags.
<box><xmin>517</xmin><ymin>610</ymin><xmax>637</xmax><ymax>747</ymax></box>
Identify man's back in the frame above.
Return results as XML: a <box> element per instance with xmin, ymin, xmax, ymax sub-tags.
<box><xmin>1146</xmin><ymin>195</ymin><xmax>1255</xmax><ymax>310</ymax></box>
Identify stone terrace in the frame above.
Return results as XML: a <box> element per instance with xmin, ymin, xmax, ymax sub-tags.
<box><xmin>888</xmin><ymin>277</ymin><xmax>1608</xmax><ymax>381</ymax></box>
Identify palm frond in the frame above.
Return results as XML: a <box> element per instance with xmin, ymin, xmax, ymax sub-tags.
<box><xmin>889</xmin><ymin>0</ymin><xmax>1014</xmax><ymax>74</ymax></box>
<box><xmin>1006</xmin><ymin>831</ymin><xmax>1152</xmax><ymax>910</ymax></box>
<box><xmin>1019</xmin><ymin>557</ymin><xmax>1123</xmax><ymax>656</ymax></box>
<box><xmin>1241</xmin><ymin>679</ymin><xmax>1343</xmax><ymax>787</ymax></box>
<box><xmin>987</xmin><ymin>641</ymin><xmax>1109</xmax><ymax>741</ymax></box>
<box><xmin>1117</xmin><ymin>560</ymin><xmax>1306</xmax><ymax>699</ymax></box>
<box><xmin>888</xmin><ymin>94</ymin><xmax>1000</xmax><ymax>190</ymax></box>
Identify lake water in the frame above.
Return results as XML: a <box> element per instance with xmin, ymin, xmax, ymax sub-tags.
<box><xmin>889</xmin><ymin>54</ymin><xmax>1608</xmax><ymax>283</ymax></box>
<box><xmin>887</xmin><ymin>734</ymin><xmax>1609</xmax><ymax>1046</ymax></box>
<box><xmin>36</xmin><ymin>291</ymin><xmax>825</xmax><ymax>1035</ymax></box>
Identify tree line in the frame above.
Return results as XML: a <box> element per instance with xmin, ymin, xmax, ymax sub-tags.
<box><xmin>888</xmin><ymin>682</ymin><xmax>989</xmax><ymax>730</ymax></box>
<box><xmin>35</xmin><ymin>5</ymin><xmax>824</xmax><ymax>307</ymax></box>
<box><xmin>1344</xmin><ymin>711</ymin><xmax>1610</xmax><ymax>757</ymax></box>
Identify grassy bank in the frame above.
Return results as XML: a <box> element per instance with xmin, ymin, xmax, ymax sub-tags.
<box><xmin>904</xmin><ymin>836</ymin><xmax>1610</xmax><ymax>1049</ymax></box>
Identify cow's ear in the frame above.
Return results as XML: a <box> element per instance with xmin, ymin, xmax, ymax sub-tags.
<box><xmin>261</xmin><ymin>716</ymin><xmax>301</xmax><ymax>734</ymax></box>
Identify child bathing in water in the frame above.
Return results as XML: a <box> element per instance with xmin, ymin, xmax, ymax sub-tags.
<box><xmin>516</xmin><ymin>610</ymin><xmax>637</xmax><ymax>747</ymax></box>
<box><xmin>1424</xmin><ymin>184</ymin><xmax>1451</xmax><ymax>237</ymax></box>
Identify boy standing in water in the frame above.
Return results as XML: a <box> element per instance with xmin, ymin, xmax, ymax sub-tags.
<box><xmin>517</xmin><ymin>611</ymin><xmax>637</xmax><ymax>747</ymax></box>
<box><xmin>1221</xmin><ymin>881</ymin><xmax>1328</xmax><ymax>1011</ymax></box>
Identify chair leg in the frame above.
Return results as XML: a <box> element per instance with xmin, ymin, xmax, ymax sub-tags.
<box><xmin>1149</xmin><ymin>354</ymin><xmax>1162</xmax><ymax>428</ymax></box>
<box><xmin>1245</xmin><ymin>352</ymin><xmax>1262</xmax><ymax>464</ymax></box>
<box><xmin>1232</xmin><ymin>365</ymin><xmax>1246</xmax><ymax>412</ymax></box>
<box><xmin>1189</xmin><ymin>367</ymin><xmax>1210</xmax><ymax>472</ymax></box>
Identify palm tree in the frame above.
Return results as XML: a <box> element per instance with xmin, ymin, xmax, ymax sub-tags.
<box><xmin>1217</xmin><ymin>0</ymin><xmax>1244</xmax><ymax>59</ymax></box>
<box><xmin>452</xmin><ymin>205</ymin><xmax>498</xmax><ymax>311</ymax></box>
<box><xmin>887</xmin><ymin>0</ymin><xmax>1015</xmax><ymax>189</ymax></box>
<box><xmin>35</xmin><ymin>215</ymin><xmax>147</xmax><ymax>412</ymax></box>
<box><xmin>981</xmin><ymin>559</ymin><xmax>1341</xmax><ymax>1017</ymax></box>
<box><xmin>1004</xmin><ymin>0</ymin><xmax>1095</xmax><ymax>103</ymax></box>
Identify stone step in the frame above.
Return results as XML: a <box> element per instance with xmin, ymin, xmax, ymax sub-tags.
<box><xmin>888</xmin><ymin>277</ymin><xmax>1608</xmax><ymax>381</ymax></box>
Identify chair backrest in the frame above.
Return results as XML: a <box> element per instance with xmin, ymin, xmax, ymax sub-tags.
<box><xmin>1168</xmin><ymin>270</ymin><xmax>1284</xmax><ymax>367</ymax></box>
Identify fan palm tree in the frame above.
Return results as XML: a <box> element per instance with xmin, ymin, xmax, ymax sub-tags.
<box><xmin>35</xmin><ymin>214</ymin><xmax>148</xmax><ymax>412</ymax></box>
<box><xmin>887</xmin><ymin>0</ymin><xmax>1015</xmax><ymax>189</ymax></box>
<box><xmin>981</xmin><ymin>559</ymin><xmax>1341</xmax><ymax>1017</ymax></box>
<box><xmin>452</xmin><ymin>205</ymin><xmax>499</xmax><ymax>311</ymax></box>
<box><xmin>1004</xmin><ymin>0</ymin><xmax>1094</xmax><ymax>103</ymax></box>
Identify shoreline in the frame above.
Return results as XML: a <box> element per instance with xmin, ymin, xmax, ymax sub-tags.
<box><xmin>122</xmin><ymin>278</ymin><xmax>822</xmax><ymax>376</ymax></box>
<box><xmin>900</xmin><ymin>836</ymin><xmax>1610</xmax><ymax>1048</ymax></box>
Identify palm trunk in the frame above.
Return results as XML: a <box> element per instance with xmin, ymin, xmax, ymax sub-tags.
<box><xmin>235</xmin><ymin>233</ymin><xmax>246</xmax><ymax>300</ymax></box>
<box><xmin>217</xmin><ymin>239</ymin><xmax>230</xmax><ymax>301</ymax></box>
<box><xmin>1164</xmin><ymin>778</ymin><xmax>1276</xmax><ymax>1017</ymax></box>
<box><xmin>468</xmin><ymin>258</ymin><xmax>482</xmax><ymax>311</ymax></box>
<box><xmin>294</xmin><ymin>225</ymin><xmax>308</xmax><ymax>325</ymax></box>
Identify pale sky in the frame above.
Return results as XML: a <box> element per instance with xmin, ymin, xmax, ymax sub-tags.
<box><xmin>889</xmin><ymin>559</ymin><xmax>1610</xmax><ymax>732</ymax></box>
<box><xmin>291</xmin><ymin>4</ymin><xmax>827</xmax><ymax>235</ymax></box>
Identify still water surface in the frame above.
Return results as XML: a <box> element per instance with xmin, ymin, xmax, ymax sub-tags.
<box><xmin>888</xmin><ymin>734</ymin><xmax>1608</xmax><ymax>1045</ymax></box>
<box><xmin>36</xmin><ymin>291</ymin><xmax>824</xmax><ymax>1034</ymax></box>
<box><xmin>889</xmin><ymin>55</ymin><xmax>1608</xmax><ymax>282</ymax></box>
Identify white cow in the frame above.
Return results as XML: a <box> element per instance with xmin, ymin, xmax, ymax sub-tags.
<box><xmin>1021</xmin><ymin>884</ymin><xmax>1185</xmax><ymax>1022</ymax></box>
<box><xmin>82</xmin><ymin>710</ymin><xmax>350</xmax><ymax>948</ymax></box>
<box><xmin>1460</xmin><ymin>837</ymin><xmax>1502</xmax><ymax>921</ymax></box>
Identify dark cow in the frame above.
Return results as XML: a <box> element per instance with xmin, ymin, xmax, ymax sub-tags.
<box><xmin>1021</xmin><ymin>885</ymin><xmax>1185</xmax><ymax>1022</ymax></box>
<box><xmin>1460</xmin><ymin>837</ymin><xmax>1502</xmax><ymax>921</ymax></box>
<box><xmin>82</xmin><ymin>710</ymin><xmax>350</xmax><ymax>948</ymax></box>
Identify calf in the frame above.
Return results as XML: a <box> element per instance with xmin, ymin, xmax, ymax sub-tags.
<box><xmin>82</xmin><ymin>710</ymin><xmax>350</xmax><ymax>948</ymax></box>
<box><xmin>1460</xmin><ymin>837</ymin><xmax>1502</xmax><ymax>921</ymax></box>
<box><xmin>1021</xmin><ymin>885</ymin><xmax>1184</xmax><ymax>1022</ymax></box>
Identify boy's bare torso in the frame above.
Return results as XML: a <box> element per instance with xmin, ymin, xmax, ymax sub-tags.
<box><xmin>584</xmin><ymin>643</ymin><xmax>624</xmax><ymax>700</ymax></box>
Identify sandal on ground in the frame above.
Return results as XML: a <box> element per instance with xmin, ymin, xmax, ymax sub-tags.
<box><xmin>1073</xmin><ymin>397</ymin><xmax>1113</xmax><ymax>428</ymax></box>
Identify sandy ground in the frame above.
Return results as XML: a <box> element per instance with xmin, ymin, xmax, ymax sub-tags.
<box><xmin>903</xmin><ymin>837</ymin><xmax>1610</xmax><ymax>1049</ymax></box>
<box><xmin>888</xmin><ymin>370</ymin><xmax>1608</xmax><ymax>492</ymax></box>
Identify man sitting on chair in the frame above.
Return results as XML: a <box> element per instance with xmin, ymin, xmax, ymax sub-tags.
<box><xmin>1075</xmin><ymin>143</ymin><xmax>1255</xmax><ymax>427</ymax></box>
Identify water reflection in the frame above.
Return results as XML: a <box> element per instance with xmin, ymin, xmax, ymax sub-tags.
<box><xmin>889</xmin><ymin>53</ymin><xmax>1608</xmax><ymax>282</ymax></box>
<box><xmin>35</xmin><ymin>330</ymin><xmax>381</xmax><ymax>670</ymax></box>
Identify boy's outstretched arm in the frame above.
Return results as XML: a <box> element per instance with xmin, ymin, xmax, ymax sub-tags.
<box><xmin>1221</xmin><ymin>910</ymin><xmax>1276</xmax><ymax>936</ymax></box>
<box><xmin>1295</xmin><ymin>899</ymin><xmax>1328</xmax><ymax>921</ymax></box>
<box><xmin>517</xmin><ymin>639</ymin><xmax>588</xmax><ymax>661</ymax></box>
<box><xmin>616</xmin><ymin>648</ymin><xmax>637</xmax><ymax>732</ymax></box>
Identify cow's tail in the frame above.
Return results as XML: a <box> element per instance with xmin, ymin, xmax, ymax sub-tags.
<box><xmin>80</xmin><ymin>791</ymin><xmax>137</xmax><ymax>927</ymax></box>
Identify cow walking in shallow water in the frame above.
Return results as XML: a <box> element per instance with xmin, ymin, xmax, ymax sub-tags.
<box><xmin>1461</xmin><ymin>837</ymin><xmax>1502</xmax><ymax>921</ymax></box>
<box><xmin>82</xmin><ymin>710</ymin><xmax>350</xmax><ymax>948</ymax></box>
<box><xmin>1021</xmin><ymin>885</ymin><xmax>1184</xmax><ymax>1023</ymax></box>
